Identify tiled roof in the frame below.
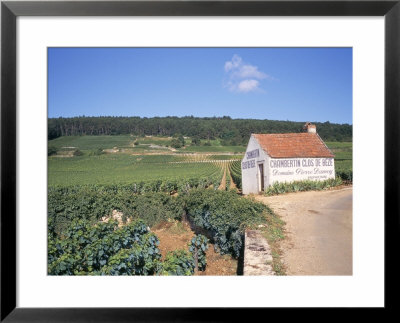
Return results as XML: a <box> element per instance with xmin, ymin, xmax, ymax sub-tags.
<box><xmin>253</xmin><ymin>133</ymin><xmax>334</xmax><ymax>158</ymax></box>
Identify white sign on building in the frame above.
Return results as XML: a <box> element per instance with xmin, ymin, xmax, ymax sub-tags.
<box><xmin>241</xmin><ymin>123</ymin><xmax>335</xmax><ymax>195</ymax></box>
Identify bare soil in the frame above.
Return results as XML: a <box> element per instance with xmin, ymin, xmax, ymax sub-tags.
<box><xmin>218</xmin><ymin>167</ymin><xmax>227</xmax><ymax>190</ymax></box>
<box><xmin>152</xmin><ymin>221</ymin><xmax>237</xmax><ymax>275</ymax></box>
<box><xmin>255</xmin><ymin>187</ymin><xmax>353</xmax><ymax>275</ymax></box>
<box><xmin>227</xmin><ymin>168</ymin><xmax>237</xmax><ymax>190</ymax></box>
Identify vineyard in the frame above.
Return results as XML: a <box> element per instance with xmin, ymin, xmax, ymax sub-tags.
<box><xmin>48</xmin><ymin>135</ymin><xmax>351</xmax><ymax>276</ymax></box>
<box><xmin>48</xmin><ymin>185</ymin><xmax>273</xmax><ymax>275</ymax></box>
<box><xmin>48</xmin><ymin>154</ymin><xmax>226</xmax><ymax>188</ymax></box>
<box><xmin>326</xmin><ymin>141</ymin><xmax>353</xmax><ymax>181</ymax></box>
<box><xmin>48</xmin><ymin>135</ymin><xmax>254</xmax><ymax>275</ymax></box>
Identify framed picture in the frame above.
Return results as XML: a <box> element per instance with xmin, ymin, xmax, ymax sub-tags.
<box><xmin>1</xmin><ymin>0</ymin><xmax>398</xmax><ymax>321</ymax></box>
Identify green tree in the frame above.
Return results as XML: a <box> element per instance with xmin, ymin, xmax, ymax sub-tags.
<box><xmin>170</xmin><ymin>138</ymin><xmax>183</xmax><ymax>149</ymax></box>
<box><xmin>48</xmin><ymin>146</ymin><xmax>58</xmax><ymax>156</ymax></box>
<box><xmin>191</xmin><ymin>135</ymin><xmax>201</xmax><ymax>146</ymax></box>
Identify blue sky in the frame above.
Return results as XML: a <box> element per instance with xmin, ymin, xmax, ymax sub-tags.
<box><xmin>48</xmin><ymin>48</ymin><xmax>352</xmax><ymax>124</ymax></box>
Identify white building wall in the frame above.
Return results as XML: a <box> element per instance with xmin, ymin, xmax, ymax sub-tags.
<box><xmin>241</xmin><ymin>135</ymin><xmax>269</xmax><ymax>195</ymax></box>
<box><xmin>241</xmin><ymin>135</ymin><xmax>336</xmax><ymax>195</ymax></box>
<box><xmin>268</xmin><ymin>157</ymin><xmax>335</xmax><ymax>185</ymax></box>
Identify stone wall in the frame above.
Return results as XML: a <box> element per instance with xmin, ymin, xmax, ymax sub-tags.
<box><xmin>243</xmin><ymin>230</ymin><xmax>274</xmax><ymax>276</ymax></box>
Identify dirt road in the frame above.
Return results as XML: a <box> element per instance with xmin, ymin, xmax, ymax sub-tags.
<box><xmin>255</xmin><ymin>187</ymin><xmax>352</xmax><ymax>275</ymax></box>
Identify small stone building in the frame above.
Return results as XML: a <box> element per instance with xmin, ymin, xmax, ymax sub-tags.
<box><xmin>241</xmin><ymin>123</ymin><xmax>335</xmax><ymax>195</ymax></box>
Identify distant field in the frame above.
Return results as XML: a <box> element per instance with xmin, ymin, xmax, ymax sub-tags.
<box><xmin>326</xmin><ymin>141</ymin><xmax>352</xmax><ymax>180</ymax></box>
<box><xmin>326</xmin><ymin>142</ymin><xmax>352</xmax><ymax>161</ymax></box>
<box><xmin>206</xmin><ymin>155</ymin><xmax>243</xmax><ymax>160</ymax></box>
<box><xmin>178</xmin><ymin>146</ymin><xmax>246</xmax><ymax>153</ymax></box>
<box><xmin>325</xmin><ymin>142</ymin><xmax>352</xmax><ymax>149</ymax></box>
<box><xmin>49</xmin><ymin>135</ymin><xmax>246</xmax><ymax>154</ymax></box>
<box><xmin>326</xmin><ymin>141</ymin><xmax>352</xmax><ymax>160</ymax></box>
<box><xmin>48</xmin><ymin>135</ymin><xmax>134</xmax><ymax>150</ymax></box>
<box><xmin>48</xmin><ymin>154</ymin><xmax>224</xmax><ymax>186</ymax></box>
<box><xmin>136</xmin><ymin>136</ymin><xmax>174</xmax><ymax>146</ymax></box>
<box><xmin>48</xmin><ymin>137</ymin><xmax>352</xmax><ymax>187</ymax></box>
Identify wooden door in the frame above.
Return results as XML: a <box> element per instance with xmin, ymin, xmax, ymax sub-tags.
<box><xmin>258</xmin><ymin>163</ymin><xmax>264</xmax><ymax>193</ymax></box>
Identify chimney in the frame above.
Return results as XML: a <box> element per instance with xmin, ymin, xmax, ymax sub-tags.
<box><xmin>303</xmin><ymin>122</ymin><xmax>316</xmax><ymax>133</ymax></box>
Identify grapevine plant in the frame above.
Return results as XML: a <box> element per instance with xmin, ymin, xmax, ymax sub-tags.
<box><xmin>48</xmin><ymin>185</ymin><xmax>270</xmax><ymax>275</ymax></box>
<box><xmin>189</xmin><ymin>234</ymin><xmax>209</xmax><ymax>271</ymax></box>
<box><xmin>183</xmin><ymin>189</ymin><xmax>268</xmax><ymax>259</ymax></box>
<box><xmin>157</xmin><ymin>250</ymin><xmax>195</xmax><ymax>276</ymax></box>
<box><xmin>48</xmin><ymin>219</ymin><xmax>161</xmax><ymax>275</ymax></box>
<box><xmin>229</xmin><ymin>160</ymin><xmax>242</xmax><ymax>189</ymax></box>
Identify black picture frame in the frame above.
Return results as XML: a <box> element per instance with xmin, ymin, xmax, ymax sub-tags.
<box><xmin>1</xmin><ymin>0</ymin><xmax>399</xmax><ymax>321</ymax></box>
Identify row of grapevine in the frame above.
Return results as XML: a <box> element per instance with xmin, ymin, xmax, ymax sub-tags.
<box><xmin>49</xmin><ymin>216</ymin><xmax>211</xmax><ymax>276</ymax></box>
<box><xmin>211</xmin><ymin>161</ymin><xmax>225</xmax><ymax>190</ymax></box>
<box><xmin>189</xmin><ymin>235</ymin><xmax>209</xmax><ymax>271</ymax></box>
<box><xmin>159</xmin><ymin>234</ymin><xmax>209</xmax><ymax>275</ymax></box>
<box><xmin>47</xmin><ymin>165</ymin><xmax>228</xmax><ymax>240</ymax></box>
<box><xmin>224</xmin><ymin>164</ymin><xmax>231</xmax><ymax>191</ymax></box>
<box><xmin>183</xmin><ymin>189</ymin><xmax>268</xmax><ymax>259</ymax></box>
<box><xmin>50</xmin><ymin>165</ymin><xmax>223</xmax><ymax>195</ymax></box>
<box><xmin>48</xmin><ymin>219</ymin><xmax>161</xmax><ymax>275</ymax></box>
<box><xmin>229</xmin><ymin>160</ymin><xmax>242</xmax><ymax>189</ymax></box>
<box><xmin>48</xmin><ymin>188</ymin><xmax>186</xmax><ymax>237</ymax></box>
<box><xmin>48</xmin><ymin>153</ymin><xmax>225</xmax><ymax>187</ymax></box>
<box><xmin>264</xmin><ymin>178</ymin><xmax>343</xmax><ymax>196</ymax></box>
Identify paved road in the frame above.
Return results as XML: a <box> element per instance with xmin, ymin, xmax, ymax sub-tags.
<box><xmin>256</xmin><ymin>187</ymin><xmax>353</xmax><ymax>275</ymax></box>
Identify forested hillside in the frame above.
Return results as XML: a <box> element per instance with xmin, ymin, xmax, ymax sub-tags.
<box><xmin>48</xmin><ymin>116</ymin><xmax>352</xmax><ymax>144</ymax></box>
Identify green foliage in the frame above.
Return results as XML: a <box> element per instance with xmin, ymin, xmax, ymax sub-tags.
<box><xmin>170</xmin><ymin>134</ymin><xmax>185</xmax><ymax>148</ymax></box>
<box><xmin>88</xmin><ymin>148</ymin><xmax>104</xmax><ymax>156</ymax></box>
<box><xmin>326</xmin><ymin>141</ymin><xmax>352</xmax><ymax>183</ymax></box>
<box><xmin>48</xmin><ymin>187</ymin><xmax>184</xmax><ymax>237</ymax></box>
<box><xmin>48</xmin><ymin>154</ymin><xmax>223</xmax><ymax>187</ymax></box>
<box><xmin>133</xmin><ymin>193</ymin><xmax>184</xmax><ymax>226</ymax></box>
<box><xmin>264</xmin><ymin>178</ymin><xmax>343</xmax><ymax>196</ymax></box>
<box><xmin>189</xmin><ymin>234</ymin><xmax>209</xmax><ymax>271</ymax></box>
<box><xmin>336</xmin><ymin>169</ymin><xmax>353</xmax><ymax>181</ymax></box>
<box><xmin>48</xmin><ymin>116</ymin><xmax>352</xmax><ymax>142</ymax></box>
<box><xmin>229</xmin><ymin>160</ymin><xmax>242</xmax><ymax>189</ymax></box>
<box><xmin>191</xmin><ymin>135</ymin><xmax>201</xmax><ymax>146</ymax></box>
<box><xmin>225</xmin><ymin>177</ymin><xmax>231</xmax><ymax>191</ymax></box>
<box><xmin>47</xmin><ymin>135</ymin><xmax>134</xmax><ymax>150</ymax></box>
<box><xmin>48</xmin><ymin>146</ymin><xmax>58</xmax><ymax>156</ymax></box>
<box><xmin>178</xmin><ymin>145</ymin><xmax>245</xmax><ymax>153</ymax></box>
<box><xmin>48</xmin><ymin>219</ymin><xmax>161</xmax><ymax>275</ymax></box>
<box><xmin>157</xmin><ymin>250</ymin><xmax>195</xmax><ymax>276</ymax></box>
<box><xmin>207</xmin><ymin>155</ymin><xmax>242</xmax><ymax>161</ymax></box>
<box><xmin>73</xmin><ymin>149</ymin><xmax>84</xmax><ymax>156</ymax></box>
<box><xmin>171</xmin><ymin>138</ymin><xmax>183</xmax><ymax>149</ymax></box>
<box><xmin>183</xmin><ymin>189</ymin><xmax>268</xmax><ymax>258</ymax></box>
<box><xmin>100</xmin><ymin>234</ymin><xmax>161</xmax><ymax>275</ymax></box>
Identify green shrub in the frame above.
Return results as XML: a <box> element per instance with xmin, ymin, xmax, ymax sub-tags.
<box><xmin>265</xmin><ymin>178</ymin><xmax>343</xmax><ymax>196</ymax></box>
<box><xmin>48</xmin><ymin>187</ymin><xmax>185</xmax><ymax>237</ymax></box>
<box><xmin>171</xmin><ymin>138</ymin><xmax>183</xmax><ymax>149</ymax></box>
<box><xmin>183</xmin><ymin>189</ymin><xmax>268</xmax><ymax>258</ymax></box>
<box><xmin>48</xmin><ymin>219</ymin><xmax>161</xmax><ymax>275</ymax></box>
<box><xmin>336</xmin><ymin>170</ymin><xmax>353</xmax><ymax>181</ymax></box>
<box><xmin>189</xmin><ymin>234</ymin><xmax>209</xmax><ymax>271</ymax></box>
<box><xmin>48</xmin><ymin>146</ymin><xmax>58</xmax><ymax>156</ymax></box>
<box><xmin>88</xmin><ymin>148</ymin><xmax>104</xmax><ymax>156</ymax></box>
<box><xmin>73</xmin><ymin>149</ymin><xmax>84</xmax><ymax>156</ymax></box>
<box><xmin>157</xmin><ymin>250</ymin><xmax>195</xmax><ymax>276</ymax></box>
<box><xmin>100</xmin><ymin>234</ymin><xmax>161</xmax><ymax>275</ymax></box>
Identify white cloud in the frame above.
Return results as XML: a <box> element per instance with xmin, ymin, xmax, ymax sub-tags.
<box><xmin>237</xmin><ymin>79</ymin><xmax>260</xmax><ymax>93</ymax></box>
<box><xmin>224</xmin><ymin>54</ymin><xmax>242</xmax><ymax>72</ymax></box>
<box><xmin>223</xmin><ymin>54</ymin><xmax>270</xmax><ymax>93</ymax></box>
<box><xmin>236</xmin><ymin>65</ymin><xmax>267</xmax><ymax>80</ymax></box>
